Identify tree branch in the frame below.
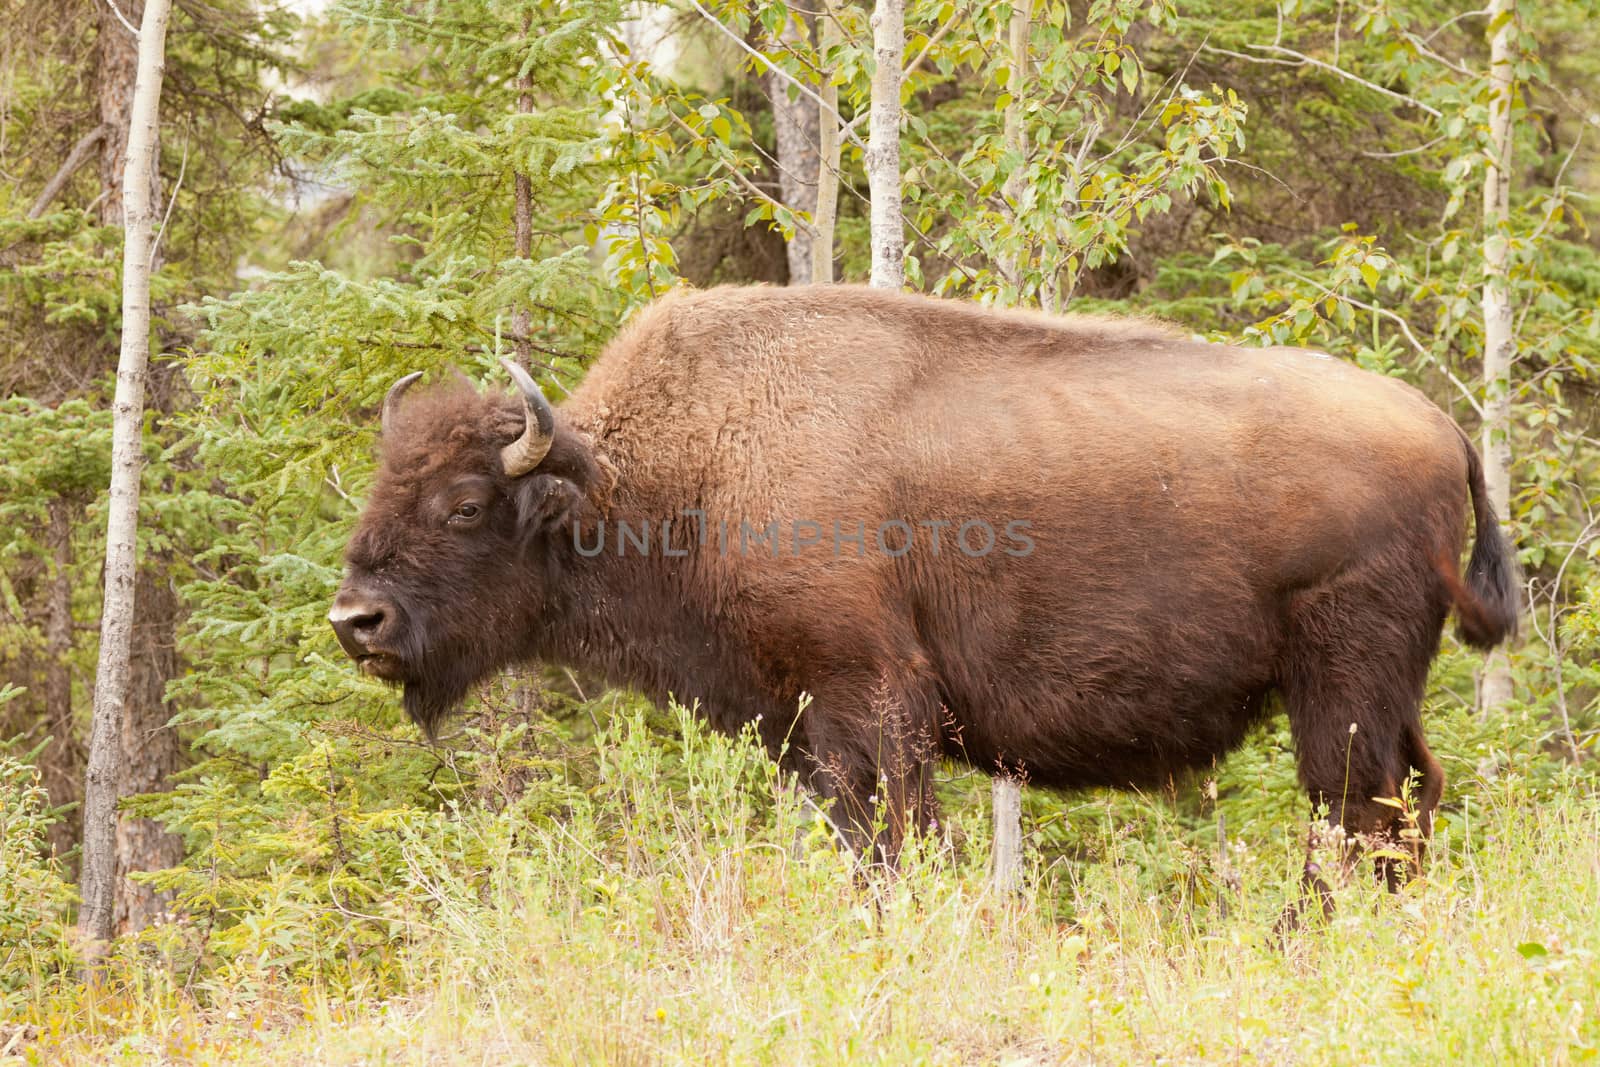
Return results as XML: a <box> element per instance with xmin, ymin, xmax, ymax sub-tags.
<box><xmin>663</xmin><ymin>106</ymin><xmax>817</xmax><ymax>237</ymax></box>
<box><xmin>101</xmin><ymin>0</ymin><xmax>140</xmax><ymax>36</ymax></box>
<box><xmin>148</xmin><ymin>135</ymin><xmax>188</xmax><ymax>270</ymax></box>
<box><xmin>1359</xmin><ymin>134</ymin><xmax>1446</xmax><ymax>159</ymax></box>
<box><xmin>687</xmin><ymin>0</ymin><xmax>867</xmax><ymax>151</ymax></box>
<box><xmin>27</xmin><ymin>125</ymin><xmax>110</xmax><ymax>219</ymax></box>
<box><xmin>354</xmin><ymin>336</ymin><xmax>580</xmax><ymax>392</ymax></box>
<box><xmin>1202</xmin><ymin>43</ymin><xmax>1443</xmax><ymax>118</ymax></box>
<box><xmin>1281</xmin><ymin>269</ymin><xmax>1484</xmax><ymax>417</ymax></box>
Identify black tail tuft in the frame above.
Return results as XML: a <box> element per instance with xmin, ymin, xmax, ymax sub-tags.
<box><xmin>1452</xmin><ymin>426</ymin><xmax>1519</xmax><ymax>650</ymax></box>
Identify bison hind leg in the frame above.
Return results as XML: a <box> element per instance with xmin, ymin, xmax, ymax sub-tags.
<box><xmin>1281</xmin><ymin>552</ymin><xmax>1451</xmax><ymax>892</ymax></box>
<box><xmin>1288</xmin><ymin>711</ymin><xmax>1441</xmax><ymax>892</ymax></box>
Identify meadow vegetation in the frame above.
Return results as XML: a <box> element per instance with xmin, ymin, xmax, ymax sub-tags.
<box><xmin>6</xmin><ymin>685</ymin><xmax>1600</xmax><ymax>1063</ymax></box>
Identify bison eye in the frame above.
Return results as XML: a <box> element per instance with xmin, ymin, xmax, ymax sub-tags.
<box><xmin>448</xmin><ymin>501</ymin><xmax>483</xmax><ymax>527</ymax></box>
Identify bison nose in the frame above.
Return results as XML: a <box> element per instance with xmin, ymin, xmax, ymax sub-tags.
<box><xmin>328</xmin><ymin>593</ymin><xmax>390</xmax><ymax>658</ymax></box>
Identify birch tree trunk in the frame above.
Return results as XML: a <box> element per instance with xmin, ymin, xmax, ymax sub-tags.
<box><xmin>997</xmin><ymin>1</ymin><xmax>1030</xmax><ymax>296</ymax></box>
<box><xmin>79</xmin><ymin>0</ymin><xmax>173</xmax><ymax>954</ymax></box>
<box><xmin>115</xmin><ymin>568</ymin><xmax>184</xmax><ymax>933</ymax></box>
<box><xmin>811</xmin><ymin>0</ymin><xmax>842</xmax><ymax>284</ymax></box>
<box><xmin>98</xmin><ymin>0</ymin><xmax>186</xmax><ymax>937</ymax></box>
<box><xmin>991</xmin><ymin>776</ymin><xmax>1023</xmax><ymax>893</ymax></box>
<box><xmin>1479</xmin><ymin>0</ymin><xmax>1516</xmax><ymax>716</ymax></box>
<box><xmin>766</xmin><ymin>10</ymin><xmax>820</xmax><ymax>284</ymax></box>
<box><xmin>988</xmin><ymin>3</ymin><xmax>1033</xmax><ymax>893</ymax></box>
<box><xmin>866</xmin><ymin>0</ymin><xmax>904</xmax><ymax>289</ymax></box>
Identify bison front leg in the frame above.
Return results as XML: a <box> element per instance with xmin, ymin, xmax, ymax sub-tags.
<box><xmin>800</xmin><ymin>672</ymin><xmax>942</xmax><ymax>867</ymax></box>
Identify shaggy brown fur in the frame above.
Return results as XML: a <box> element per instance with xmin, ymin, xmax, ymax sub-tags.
<box><xmin>331</xmin><ymin>285</ymin><xmax>1518</xmax><ymax>866</ymax></box>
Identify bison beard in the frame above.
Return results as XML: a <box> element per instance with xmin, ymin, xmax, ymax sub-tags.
<box><xmin>330</xmin><ymin>284</ymin><xmax>1519</xmax><ymax>884</ymax></box>
<box><xmin>388</xmin><ymin>529</ymin><xmax>576</xmax><ymax>739</ymax></box>
<box><xmin>393</xmin><ymin>622</ymin><xmax>503</xmax><ymax>741</ymax></box>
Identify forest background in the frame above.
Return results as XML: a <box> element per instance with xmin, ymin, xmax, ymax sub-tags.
<box><xmin>1</xmin><ymin>0</ymin><xmax>1598</xmax><ymax>1061</ymax></box>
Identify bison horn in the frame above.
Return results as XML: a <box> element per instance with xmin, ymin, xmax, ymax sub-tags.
<box><xmin>499</xmin><ymin>357</ymin><xmax>556</xmax><ymax>477</ymax></box>
<box><xmin>381</xmin><ymin>371</ymin><xmax>423</xmax><ymax>434</ymax></box>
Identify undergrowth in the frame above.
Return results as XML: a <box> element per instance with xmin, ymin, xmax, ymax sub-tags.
<box><xmin>4</xmin><ymin>680</ymin><xmax>1598</xmax><ymax>1065</ymax></box>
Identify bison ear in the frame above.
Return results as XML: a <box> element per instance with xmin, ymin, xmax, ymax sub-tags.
<box><xmin>512</xmin><ymin>474</ymin><xmax>584</xmax><ymax>539</ymax></box>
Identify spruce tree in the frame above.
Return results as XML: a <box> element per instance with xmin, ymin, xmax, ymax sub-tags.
<box><xmin>151</xmin><ymin>0</ymin><xmax>627</xmax><ymax>945</ymax></box>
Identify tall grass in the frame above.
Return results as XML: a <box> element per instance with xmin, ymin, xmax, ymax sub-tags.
<box><xmin>9</xmin><ymin>702</ymin><xmax>1600</xmax><ymax>1065</ymax></box>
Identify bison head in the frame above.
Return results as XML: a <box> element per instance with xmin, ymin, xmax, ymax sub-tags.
<box><xmin>328</xmin><ymin>361</ymin><xmax>598</xmax><ymax>736</ymax></box>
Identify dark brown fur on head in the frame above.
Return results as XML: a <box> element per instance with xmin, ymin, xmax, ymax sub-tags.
<box><xmin>340</xmin><ymin>379</ymin><xmax>599</xmax><ymax>737</ymax></box>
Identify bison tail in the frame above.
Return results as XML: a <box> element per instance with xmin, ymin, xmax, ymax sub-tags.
<box><xmin>1445</xmin><ymin>425</ymin><xmax>1519</xmax><ymax>650</ymax></box>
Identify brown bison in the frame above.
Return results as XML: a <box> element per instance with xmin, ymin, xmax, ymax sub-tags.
<box><xmin>330</xmin><ymin>285</ymin><xmax>1516</xmax><ymax>865</ymax></box>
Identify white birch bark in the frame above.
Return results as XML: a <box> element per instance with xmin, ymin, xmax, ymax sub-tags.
<box><xmin>79</xmin><ymin>0</ymin><xmax>173</xmax><ymax>954</ymax></box>
<box><xmin>866</xmin><ymin>0</ymin><xmax>904</xmax><ymax>289</ymax></box>
<box><xmin>989</xmin><ymin>3</ymin><xmax>1032</xmax><ymax>891</ymax></box>
<box><xmin>765</xmin><ymin>9</ymin><xmax>820</xmax><ymax>285</ymax></box>
<box><xmin>811</xmin><ymin>0</ymin><xmax>842</xmax><ymax>284</ymax></box>
<box><xmin>991</xmin><ymin>776</ymin><xmax>1024</xmax><ymax>893</ymax></box>
<box><xmin>998</xmin><ymin>2</ymin><xmax>1030</xmax><ymax>296</ymax></box>
<box><xmin>1479</xmin><ymin>0</ymin><xmax>1516</xmax><ymax>715</ymax></box>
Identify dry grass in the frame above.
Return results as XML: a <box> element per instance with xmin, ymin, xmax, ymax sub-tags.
<box><xmin>11</xmin><ymin>710</ymin><xmax>1600</xmax><ymax>1066</ymax></box>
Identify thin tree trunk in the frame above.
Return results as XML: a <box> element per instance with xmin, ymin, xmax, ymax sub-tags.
<box><xmin>1479</xmin><ymin>0</ymin><xmax>1515</xmax><ymax>716</ymax></box>
<box><xmin>765</xmin><ymin>10</ymin><xmax>820</xmax><ymax>284</ymax></box>
<box><xmin>42</xmin><ymin>498</ymin><xmax>83</xmax><ymax>866</ymax></box>
<box><xmin>512</xmin><ymin>30</ymin><xmax>535</xmax><ymax>362</ymax></box>
<box><xmin>112</xmin><ymin>354</ymin><xmax>186</xmax><ymax>934</ymax></box>
<box><xmin>867</xmin><ymin>0</ymin><xmax>905</xmax><ymax>289</ymax></box>
<box><xmin>96</xmin><ymin>2</ymin><xmax>143</xmax><ymax>228</ymax></box>
<box><xmin>79</xmin><ymin>0</ymin><xmax>173</xmax><ymax>954</ymax></box>
<box><xmin>102</xmin><ymin>0</ymin><xmax>186</xmax><ymax>934</ymax></box>
<box><xmin>988</xmin><ymin>6</ymin><xmax>1032</xmax><ymax>886</ymax></box>
<box><xmin>812</xmin><ymin>1</ymin><xmax>841</xmax><ymax>284</ymax></box>
<box><xmin>998</xmin><ymin>2</ymin><xmax>1030</xmax><ymax>295</ymax></box>
<box><xmin>113</xmin><ymin>568</ymin><xmax>184</xmax><ymax>934</ymax></box>
<box><xmin>508</xmin><ymin>25</ymin><xmax>542</xmax><ymax>725</ymax></box>
<box><xmin>991</xmin><ymin>776</ymin><xmax>1023</xmax><ymax>893</ymax></box>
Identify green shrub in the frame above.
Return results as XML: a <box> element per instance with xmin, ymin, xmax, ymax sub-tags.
<box><xmin>0</xmin><ymin>693</ymin><xmax>78</xmax><ymax>1016</ymax></box>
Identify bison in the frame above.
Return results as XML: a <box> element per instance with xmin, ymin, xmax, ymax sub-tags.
<box><xmin>329</xmin><ymin>285</ymin><xmax>1517</xmax><ymax>870</ymax></box>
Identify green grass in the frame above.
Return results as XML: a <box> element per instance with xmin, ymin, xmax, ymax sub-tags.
<box><xmin>8</xmin><ymin>706</ymin><xmax>1600</xmax><ymax>1066</ymax></box>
